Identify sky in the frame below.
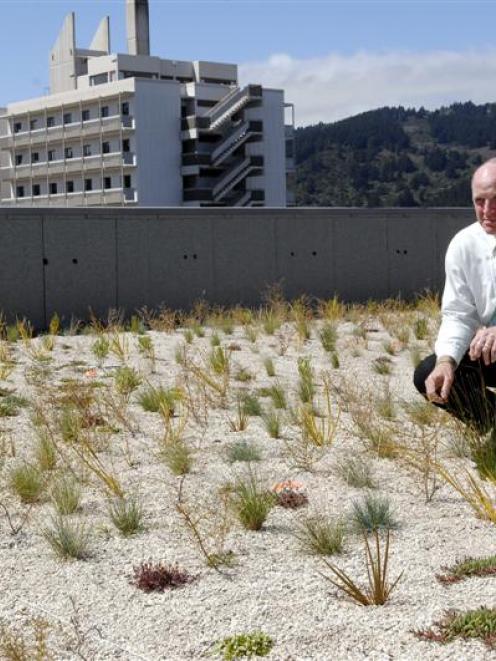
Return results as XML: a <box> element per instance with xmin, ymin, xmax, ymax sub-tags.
<box><xmin>1</xmin><ymin>0</ymin><xmax>496</xmax><ymax>125</ymax></box>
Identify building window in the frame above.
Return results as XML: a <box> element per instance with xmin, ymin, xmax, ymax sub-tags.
<box><xmin>49</xmin><ymin>182</ymin><xmax>57</xmax><ymax>195</ymax></box>
<box><xmin>82</xmin><ymin>109</ymin><xmax>90</xmax><ymax>122</ymax></box>
<box><xmin>16</xmin><ymin>185</ymin><xmax>24</xmax><ymax>198</ymax></box>
<box><xmin>31</xmin><ymin>152</ymin><xmax>39</xmax><ymax>163</ymax></box>
<box><xmin>121</xmin><ymin>102</ymin><xmax>130</xmax><ymax>116</ymax></box>
<box><xmin>30</xmin><ymin>119</ymin><xmax>38</xmax><ymax>131</ymax></box>
<box><xmin>122</xmin><ymin>138</ymin><xmax>130</xmax><ymax>153</ymax></box>
<box><xmin>65</xmin><ymin>147</ymin><xmax>73</xmax><ymax>159</ymax></box>
<box><xmin>102</xmin><ymin>141</ymin><xmax>110</xmax><ymax>154</ymax></box>
<box><xmin>63</xmin><ymin>112</ymin><xmax>72</xmax><ymax>125</ymax></box>
<box><xmin>101</xmin><ymin>106</ymin><xmax>109</xmax><ymax>118</ymax></box>
<box><xmin>124</xmin><ymin>174</ymin><xmax>131</xmax><ymax>189</ymax></box>
<box><xmin>15</xmin><ymin>154</ymin><xmax>23</xmax><ymax>166</ymax></box>
<box><xmin>67</xmin><ymin>180</ymin><xmax>74</xmax><ymax>193</ymax></box>
<box><xmin>32</xmin><ymin>184</ymin><xmax>41</xmax><ymax>197</ymax></box>
<box><xmin>14</xmin><ymin>122</ymin><xmax>22</xmax><ymax>134</ymax></box>
<box><xmin>47</xmin><ymin>116</ymin><xmax>55</xmax><ymax>128</ymax></box>
<box><xmin>85</xmin><ymin>178</ymin><xmax>93</xmax><ymax>191</ymax></box>
<box><xmin>104</xmin><ymin>176</ymin><xmax>112</xmax><ymax>190</ymax></box>
<box><xmin>83</xmin><ymin>144</ymin><xmax>91</xmax><ymax>157</ymax></box>
<box><xmin>48</xmin><ymin>150</ymin><xmax>55</xmax><ymax>162</ymax></box>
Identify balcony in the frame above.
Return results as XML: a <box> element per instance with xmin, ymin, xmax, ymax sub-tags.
<box><xmin>0</xmin><ymin>115</ymin><xmax>135</xmax><ymax>149</ymax></box>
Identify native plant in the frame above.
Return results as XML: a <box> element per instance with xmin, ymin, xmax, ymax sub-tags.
<box><xmin>51</xmin><ymin>476</ymin><xmax>81</xmax><ymax>515</ymax></box>
<box><xmin>108</xmin><ymin>495</ymin><xmax>145</xmax><ymax>536</ymax></box>
<box><xmin>321</xmin><ymin>529</ymin><xmax>403</xmax><ymax>606</ymax></box>
<box><xmin>132</xmin><ymin>562</ymin><xmax>194</xmax><ymax>592</ymax></box>
<box><xmin>436</xmin><ymin>554</ymin><xmax>496</xmax><ymax>584</ymax></box>
<box><xmin>350</xmin><ymin>493</ymin><xmax>399</xmax><ymax>534</ymax></box>
<box><xmin>334</xmin><ymin>455</ymin><xmax>376</xmax><ymax>489</ymax></box>
<box><xmin>414</xmin><ymin>607</ymin><xmax>496</xmax><ymax>648</ymax></box>
<box><xmin>294</xmin><ymin>515</ymin><xmax>345</xmax><ymax>555</ymax></box>
<box><xmin>214</xmin><ymin>632</ymin><xmax>274</xmax><ymax>660</ymax></box>
<box><xmin>42</xmin><ymin>515</ymin><xmax>92</xmax><ymax>560</ymax></box>
<box><xmin>10</xmin><ymin>462</ymin><xmax>45</xmax><ymax>503</ymax></box>
<box><xmin>230</xmin><ymin>471</ymin><xmax>275</xmax><ymax>531</ymax></box>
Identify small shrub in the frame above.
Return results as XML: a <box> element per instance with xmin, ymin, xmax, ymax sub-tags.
<box><xmin>271</xmin><ymin>481</ymin><xmax>308</xmax><ymax>509</ymax></box>
<box><xmin>51</xmin><ymin>476</ymin><xmax>81</xmax><ymax>515</ymax></box>
<box><xmin>414</xmin><ymin>607</ymin><xmax>496</xmax><ymax>647</ymax></box>
<box><xmin>231</xmin><ymin>473</ymin><xmax>275</xmax><ymax>531</ymax></box>
<box><xmin>162</xmin><ymin>440</ymin><xmax>193</xmax><ymax>475</ymax></box>
<box><xmin>42</xmin><ymin>516</ymin><xmax>91</xmax><ymax>560</ymax></box>
<box><xmin>132</xmin><ymin>561</ymin><xmax>194</xmax><ymax>592</ymax></box>
<box><xmin>10</xmin><ymin>462</ymin><xmax>44</xmax><ymax>503</ymax></box>
<box><xmin>0</xmin><ymin>617</ymin><xmax>53</xmax><ymax>661</ymax></box>
<box><xmin>437</xmin><ymin>555</ymin><xmax>496</xmax><ymax>584</ymax></box>
<box><xmin>108</xmin><ymin>496</ymin><xmax>145</xmax><ymax>536</ymax></box>
<box><xmin>263</xmin><ymin>357</ymin><xmax>275</xmax><ymax>377</ymax></box>
<box><xmin>294</xmin><ymin>515</ymin><xmax>345</xmax><ymax>555</ymax></box>
<box><xmin>350</xmin><ymin>493</ymin><xmax>399</xmax><ymax>534</ymax></box>
<box><xmin>215</xmin><ymin>632</ymin><xmax>274</xmax><ymax>660</ymax></box>
<box><xmin>114</xmin><ymin>367</ymin><xmax>142</xmax><ymax>396</ymax></box>
<box><xmin>319</xmin><ymin>323</ymin><xmax>337</xmax><ymax>353</ymax></box>
<box><xmin>225</xmin><ymin>440</ymin><xmax>261</xmax><ymax>464</ymax></box>
<box><xmin>334</xmin><ymin>456</ymin><xmax>376</xmax><ymax>489</ymax></box>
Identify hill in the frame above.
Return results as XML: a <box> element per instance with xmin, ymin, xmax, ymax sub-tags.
<box><xmin>294</xmin><ymin>102</ymin><xmax>496</xmax><ymax>206</ymax></box>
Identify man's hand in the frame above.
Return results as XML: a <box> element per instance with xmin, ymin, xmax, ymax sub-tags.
<box><xmin>425</xmin><ymin>362</ymin><xmax>455</xmax><ymax>404</ymax></box>
<box><xmin>469</xmin><ymin>326</ymin><xmax>496</xmax><ymax>365</ymax></box>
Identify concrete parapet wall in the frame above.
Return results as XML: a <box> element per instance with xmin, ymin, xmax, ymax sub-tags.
<box><xmin>0</xmin><ymin>207</ymin><xmax>474</xmax><ymax>327</ymax></box>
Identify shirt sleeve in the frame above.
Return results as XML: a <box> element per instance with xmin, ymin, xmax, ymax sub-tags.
<box><xmin>434</xmin><ymin>239</ymin><xmax>480</xmax><ymax>365</ymax></box>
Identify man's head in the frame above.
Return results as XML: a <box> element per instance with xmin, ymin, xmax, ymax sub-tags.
<box><xmin>472</xmin><ymin>158</ymin><xmax>496</xmax><ymax>235</ymax></box>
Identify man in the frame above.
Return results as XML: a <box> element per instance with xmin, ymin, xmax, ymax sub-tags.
<box><xmin>414</xmin><ymin>158</ymin><xmax>496</xmax><ymax>432</ymax></box>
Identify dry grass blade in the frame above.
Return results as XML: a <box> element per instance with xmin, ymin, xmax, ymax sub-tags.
<box><xmin>435</xmin><ymin>462</ymin><xmax>496</xmax><ymax>524</ymax></box>
<box><xmin>320</xmin><ymin>529</ymin><xmax>403</xmax><ymax>606</ymax></box>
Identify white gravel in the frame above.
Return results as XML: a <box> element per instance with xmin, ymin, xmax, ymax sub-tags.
<box><xmin>1</xmin><ymin>313</ymin><xmax>496</xmax><ymax>660</ymax></box>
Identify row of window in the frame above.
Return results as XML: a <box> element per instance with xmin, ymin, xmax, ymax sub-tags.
<box><xmin>15</xmin><ymin>175</ymin><xmax>132</xmax><ymax>198</ymax></box>
<box><xmin>14</xmin><ymin>139</ymin><xmax>130</xmax><ymax>166</ymax></box>
<box><xmin>12</xmin><ymin>102</ymin><xmax>130</xmax><ymax>134</ymax></box>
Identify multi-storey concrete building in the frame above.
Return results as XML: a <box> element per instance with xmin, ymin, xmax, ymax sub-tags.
<box><xmin>0</xmin><ymin>0</ymin><xmax>294</xmax><ymax>207</ymax></box>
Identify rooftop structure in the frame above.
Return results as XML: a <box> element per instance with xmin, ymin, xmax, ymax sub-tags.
<box><xmin>0</xmin><ymin>0</ymin><xmax>294</xmax><ymax>207</ymax></box>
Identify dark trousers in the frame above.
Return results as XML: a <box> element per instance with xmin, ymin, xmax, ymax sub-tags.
<box><xmin>413</xmin><ymin>353</ymin><xmax>496</xmax><ymax>433</ymax></box>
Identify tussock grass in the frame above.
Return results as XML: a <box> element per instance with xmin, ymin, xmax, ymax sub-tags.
<box><xmin>162</xmin><ymin>439</ymin><xmax>193</xmax><ymax>475</ymax></box>
<box><xmin>334</xmin><ymin>455</ymin><xmax>376</xmax><ymax>489</ymax></box>
<box><xmin>263</xmin><ymin>357</ymin><xmax>275</xmax><ymax>377</ymax></box>
<box><xmin>225</xmin><ymin>440</ymin><xmax>261</xmax><ymax>464</ymax></box>
<box><xmin>114</xmin><ymin>367</ymin><xmax>142</xmax><ymax>396</ymax></box>
<box><xmin>230</xmin><ymin>472</ymin><xmax>275</xmax><ymax>531</ymax></box>
<box><xmin>51</xmin><ymin>476</ymin><xmax>81</xmax><ymax>515</ymax></box>
<box><xmin>10</xmin><ymin>462</ymin><xmax>45</xmax><ymax>503</ymax></box>
<box><xmin>350</xmin><ymin>493</ymin><xmax>399</xmax><ymax>534</ymax></box>
<box><xmin>108</xmin><ymin>495</ymin><xmax>145</xmax><ymax>536</ymax></box>
<box><xmin>294</xmin><ymin>515</ymin><xmax>345</xmax><ymax>556</ymax></box>
<box><xmin>42</xmin><ymin>516</ymin><xmax>91</xmax><ymax>560</ymax></box>
<box><xmin>319</xmin><ymin>323</ymin><xmax>337</xmax><ymax>353</ymax></box>
<box><xmin>138</xmin><ymin>384</ymin><xmax>182</xmax><ymax>416</ymax></box>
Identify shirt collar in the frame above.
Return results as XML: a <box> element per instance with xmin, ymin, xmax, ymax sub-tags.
<box><xmin>476</xmin><ymin>221</ymin><xmax>496</xmax><ymax>253</ymax></box>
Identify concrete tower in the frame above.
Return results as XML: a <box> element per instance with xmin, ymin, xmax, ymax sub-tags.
<box><xmin>126</xmin><ymin>0</ymin><xmax>150</xmax><ymax>56</ymax></box>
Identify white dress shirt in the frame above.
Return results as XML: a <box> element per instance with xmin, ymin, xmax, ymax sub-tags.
<box><xmin>435</xmin><ymin>221</ymin><xmax>496</xmax><ymax>365</ymax></box>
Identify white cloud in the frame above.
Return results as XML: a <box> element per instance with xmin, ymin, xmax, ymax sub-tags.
<box><xmin>239</xmin><ymin>49</ymin><xmax>496</xmax><ymax>126</ymax></box>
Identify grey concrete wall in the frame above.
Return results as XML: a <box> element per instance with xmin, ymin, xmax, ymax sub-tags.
<box><xmin>0</xmin><ymin>206</ymin><xmax>474</xmax><ymax>327</ymax></box>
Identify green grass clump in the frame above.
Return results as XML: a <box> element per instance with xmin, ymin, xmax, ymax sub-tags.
<box><xmin>210</xmin><ymin>332</ymin><xmax>221</xmax><ymax>347</ymax></box>
<box><xmin>209</xmin><ymin>347</ymin><xmax>230</xmax><ymax>375</ymax></box>
<box><xmin>215</xmin><ymin>631</ymin><xmax>274</xmax><ymax>660</ymax></box>
<box><xmin>10</xmin><ymin>463</ymin><xmax>44</xmax><ymax>503</ymax></box>
<box><xmin>162</xmin><ymin>440</ymin><xmax>193</xmax><ymax>476</ymax></box>
<box><xmin>114</xmin><ymin>367</ymin><xmax>142</xmax><ymax>396</ymax></box>
<box><xmin>262</xmin><ymin>408</ymin><xmax>282</xmax><ymax>439</ymax></box>
<box><xmin>294</xmin><ymin>515</ymin><xmax>345</xmax><ymax>556</ymax></box>
<box><xmin>297</xmin><ymin>357</ymin><xmax>315</xmax><ymax>404</ymax></box>
<box><xmin>108</xmin><ymin>496</ymin><xmax>145</xmax><ymax>536</ymax></box>
<box><xmin>437</xmin><ymin>555</ymin><xmax>496</xmax><ymax>584</ymax></box>
<box><xmin>372</xmin><ymin>357</ymin><xmax>392</xmax><ymax>376</ymax></box>
<box><xmin>413</xmin><ymin>316</ymin><xmax>429</xmax><ymax>340</ymax></box>
<box><xmin>225</xmin><ymin>440</ymin><xmax>261</xmax><ymax>464</ymax></box>
<box><xmin>51</xmin><ymin>476</ymin><xmax>81</xmax><ymax>515</ymax></box>
<box><xmin>42</xmin><ymin>516</ymin><xmax>91</xmax><ymax>560</ymax></box>
<box><xmin>234</xmin><ymin>367</ymin><xmax>253</xmax><ymax>383</ymax></box>
<box><xmin>263</xmin><ymin>357</ymin><xmax>275</xmax><ymax>377</ymax></box>
<box><xmin>402</xmin><ymin>400</ymin><xmax>437</xmax><ymax>426</ymax></box>
<box><xmin>35</xmin><ymin>433</ymin><xmax>57</xmax><ymax>472</ymax></box>
<box><xmin>415</xmin><ymin>607</ymin><xmax>496</xmax><ymax>647</ymax></box>
<box><xmin>138</xmin><ymin>385</ymin><xmax>182</xmax><ymax>416</ymax></box>
<box><xmin>91</xmin><ymin>336</ymin><xmax>109</xmax><ymax>363</ymax></box>
<box><xmin>266</xmin><ymin>384</ymin><xmax>287</xmax><ymax>409</ymax></box>
<box><xmin>231</xmin><ymin>473</ymin><xmax>275</xmax><ymax>531</ymax></box>
<box><xmin>241</xmin><ymin>393</ymin><xmax>263</xmax><ymax>417</ymax></box>
<box><xmin>319</xmin><ymin>323</ymin><xmax>337</xmax><ymax>353</ymax></box>
<box><xmin>350</xmin><ymin>493</ymin><xmax>399</xmax><ymax>534</ymax></box>
<box><xmin>0</xmin><ymin>394</ymin><xmax>28</xmax><ymax>417</ymax></box>
<box><xmin>334</xmin><ymin>456</ymin><xmax>376</xmax><ymax>489</ymax></box>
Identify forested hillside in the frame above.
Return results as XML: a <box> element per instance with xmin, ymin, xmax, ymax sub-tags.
<box><xmin>294</xmin><ymin>102</ymin><xmax>496</xmax><ymax>206</ymax></box>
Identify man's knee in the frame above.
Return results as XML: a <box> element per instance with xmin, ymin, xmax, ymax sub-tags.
<box><xmin>413</xmin><ymin>353</ymin><xmax>437</xmax><ymax>395</ymax></box>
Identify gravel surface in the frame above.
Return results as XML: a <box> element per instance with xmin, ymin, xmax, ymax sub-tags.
<box><xmin>1</xmin><ymin>311</ymin><xmax>496</xmax><ymax>660</ymax></box>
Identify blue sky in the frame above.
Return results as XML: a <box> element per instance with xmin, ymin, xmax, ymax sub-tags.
<box><xmin>2</xmin><ymin>0</ymin><xmax>496</xmax><ymax>125</ymax></box>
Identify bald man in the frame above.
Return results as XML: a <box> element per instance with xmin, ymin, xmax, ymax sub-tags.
<box><xmin>413</xmin><ymin>158</ymin><xmax>496</xmax><ymax>431</ymax></box>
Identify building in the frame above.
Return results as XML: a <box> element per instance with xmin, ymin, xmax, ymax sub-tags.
<box><xmin>0</xmin><ymin>1</ymin><xmax>294</xmax><ymax>208</ymax></box>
